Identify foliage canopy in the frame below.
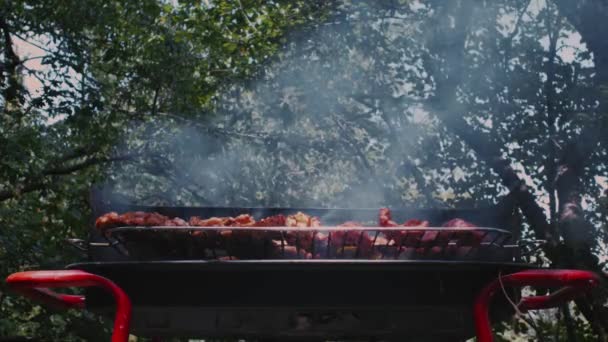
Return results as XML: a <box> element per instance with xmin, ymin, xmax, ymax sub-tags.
<box><xmin>1</xmin><ymin>0</ymin><xmax>607</xmax><ymax>340</ymax></box>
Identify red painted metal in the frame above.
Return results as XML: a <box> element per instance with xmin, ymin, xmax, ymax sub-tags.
<box><xmin>6</xmin><ymin>270</ymin><xmax>131</xmax><ymax>342</ymax></box>
<box><xmin>474</xmin><ymin>269</ymin><xmax>600</xmax><ymax>342</ymax></box>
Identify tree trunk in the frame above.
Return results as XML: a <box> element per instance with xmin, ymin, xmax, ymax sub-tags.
<box><xmin>424</xmin><ymin>0</ymin><xmax>608</xmax><ymax>337</ymax></box>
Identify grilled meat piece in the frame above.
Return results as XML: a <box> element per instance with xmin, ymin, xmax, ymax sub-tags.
<box><xmin>95</xmin><ymin>211</ymin><xmax>174</xmax><ymax>230</ymax></box>
<box><xmin>442</xmin><ymin>218</ymin><xmax>476</xmax><ymax>228</ymax></box>
<box><xmin>284</xmin><ymin>212</ymin><xmax>320</xmax><ymax>251</ymax></box>
<box><xmin>270</xmin><ymin>244</ymin><xmax>312</xmax><ymax>259</ymax></box>
<box><xmin>330</xmin><ymin>221</ymin><xmax>373</xmax><ymax>258</ymax></box>
<box><xmin>120</xmin><ymin>211</ymin><xmax>146</xmax><ymax>226</ymax></box>
<box><xmin>164</xmin><ymin>217</ymin><xmax>188</xmax><ymax>226</ymax></box>
<box><xmin>444</xmin><ymin>218</ymin><xmax>485</xmax><ymax>247</ymax></box>
<box><xmin>188</xmin><ymin>214</ymin><xmax>255</xmax><ymax>227</ymax></box>
<box><xmin>254</xmin><ymin>214</ymin><xmax>286</xmax><ymax>227</ymax></box>
<box><xmin>95</xmin><ymin>212</ymin><xmax>121</xmax><ymax>230</ymax></box>
<box><xmin>286</xmin><ymin>212</ymin><xmax>320</xmax><ymax>227</ymax></box>
<box><xmin>144</xmin><ymin>212</ymin><xmax>170</xmax><ymax>226</ymax></box>
<box><xmin>189</xmin><ymin>216</ymin><xmax>229</xmax><ymax>226</ymax></box>
<box><xmin>188</xmin><ymin>214</ymin><xmax>255</xmax><ymax>243</ymax></box>
<box><xmin>232</xmin><ymin>214</ymin><xmax>256</xmax><ymax>226</ymax></box>
<box><xmin>187</xmin><ymin>214</ymin><xmax>258</xmax><ymax>257</ymax></box>
<box><xmin>379</xmin><ymin>208</ymin><xmax>399</xmax><ymax>227</ymax></box>
<box><xmin>379</xmin><ymin>208</ymin><xmax>430</xmax><ymax>246</ymax></box>
<box><xmin>393</xmin><ymin>219</ymin><xmax>430</xmax><ymax>247</ymax></box>
<box><xmin>403</xmin><ymin>219</ymin><xmax>430</xmax><ymax>227</ymax></box>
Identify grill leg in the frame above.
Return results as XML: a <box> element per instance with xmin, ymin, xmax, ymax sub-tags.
<box><xmin>6</xmin><ymin>270</ymin><xmax>132</xmax><ymax>342</ymax></box>
<box><xmin>473</xmin><ymin>269</ymin><xmax>600</xmax><ymax>342</ymax></box>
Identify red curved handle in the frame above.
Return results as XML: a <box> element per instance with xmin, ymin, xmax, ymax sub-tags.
<box><xmin>6</xmin><ymin>270</ymin><xmax>131</xmax><ymax>342</ymax></box>
<box><xmin>474</xmin><ymin>269</ymin><xmax>600</xmax><ymax>342</ymax></box>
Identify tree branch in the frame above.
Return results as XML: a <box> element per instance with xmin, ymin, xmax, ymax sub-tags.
<box><xmin>553</xmin><ymin>0</ymin><xmax>608</xmax><ymax>86</ymax></box>
<box><xmin>424</xmin><ymin>2</ymin><xmax>608</xmax><ymax>333</ymax></box>
<box><xmin>45</xmin><ymin>154</ymin><xmax>134</xmax><ymax>176</ymax></box>
<box><xmin>423</xmin><ymin>0</ymin><xmax>560</xmax><ymax>245</ymax></box>
<box><xmin>0</xmin><ymin>16</ymin><xmax>23</xmax><ymax>108</ymax></box>
<box><xmin>432</xmin><ymin>107</ymin><xmax>557</xmax><ymax>244</ymax></box>
<box><xmin>0</xmin><ymin>154</ymin><xmax>136</xmax><ymax>202</ymax></box>
<box><xmin>331</xmin><ymin>113</ymin><xmax>373</xmax><ymax>174</ymax></box>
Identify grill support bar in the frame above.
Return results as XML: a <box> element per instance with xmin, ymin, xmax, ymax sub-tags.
<box><xmin>473</xmin><ymin>269</ymin><xmax>600</xmax><ymax>342</ymax></box>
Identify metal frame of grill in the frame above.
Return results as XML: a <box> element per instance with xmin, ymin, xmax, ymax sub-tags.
<box><xmin>85</xmin><ymin>185</ymin><xmax>524</xmax><ymax>263</ymax></box>
<box><xmin>39</xmin><ymin>189</ymin><xmax>549</xmax><ymax>340</ymax></box>
<box><xmin>103</xmin><ymin>226</ymin><xmax>516</xmax><ymax>262</ymax></box>
<box><xmin>4</xmin><ymin>189</ymin><xmax>600</xmax><ymax>341</ymax></box>
<box><xmin>3</xmin><ymin>185</ymin><xmax>602</xmax><ymax>341</ymax></box>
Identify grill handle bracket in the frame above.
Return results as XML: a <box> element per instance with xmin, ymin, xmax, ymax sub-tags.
<box><xmin>473</xmin><ymin>269</ymin><xmax>600</xmax><ymax>342</ymax></box>
<box><xmin>65</xmin><ymin>238</ymin><xmax>89</xmax><ymax>253</ymax></box>
<box><xmin>6</xmin><ymin>270</ymin><xmax>132</xmax><ymax>342</ymax></box>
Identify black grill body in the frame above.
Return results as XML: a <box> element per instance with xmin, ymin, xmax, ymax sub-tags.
<box><xmin>78</xmin><ymin>192</ymin><xmax>528</xmax><ymax>340</ymax></box>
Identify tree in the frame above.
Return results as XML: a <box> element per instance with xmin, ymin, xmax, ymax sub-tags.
<box><xmin>0</xmin><ymin>0</ymin><xmax>326</xmax><ymax>339</ymax></box>
<box><xmin>1</xmin><ymin>0</ymin><xmax>607</xmax><ymax>341</ymax></box>
<box><xmin>132</xmin><ymin>0</ymin><xmax>606</xmax><ymax>339</ymax></box>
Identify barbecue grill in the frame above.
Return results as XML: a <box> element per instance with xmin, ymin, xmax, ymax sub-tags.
<box><xmin>5</xmin><ymin>191</ymin><xmax>600</xmax><ymax>342</ymax></box>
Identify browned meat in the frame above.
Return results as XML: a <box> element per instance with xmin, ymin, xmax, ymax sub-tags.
<box><xmin>403</xmin><ymin>219</ymin><xmax>430</xmax><ymax>227</ymax></box>
<box><xmin>164</xmin><ymin>217</ymin><xmax>188</xmax><ymax>226</ymax></box>
<box><xmin>144</xmin><ymin>212</ymin><xmax>169</xmax><ymax>226</ymax></box>
<box><xmin>286</xmin><ymin>212</ymin><xmax>320</xmax><ymax>227</ymax></box>
<box><xmin>442</xmin><ymin>218</ymin><xmax>476</xmax><ymax>228</ymax></box>
<box><xmin>379</xmin><ymin>208</ymin><xmax>429</xmax><ymax>246</ymax></box>
<box><xmin>283</xmin><ymin>212</ymin><xmax>320</xmax><ymax>251</ymax></box>
<box><xmin>95</xmin><ymin>211</ymin><xmax>166</xmax><ymax>229</ymax></box>
<box><xmin>232</xmin><ymin>214</ymin><xmax>256</xmax><ymax>227</ymax></box>
<box><xmin>95</xmin><ymin>209</ymin><xmax>486</xmax><ymax>261</ymax></box>
<box><xmin>95</xmin><ymin>212</ymin><xmax>120</xmax><ymax>230</ymax></box>
<box><xmin>119</xmin><ymin>211</ymin><xmax>145</xmax><ymax>226</ymax></box>
<box><xmin>331</xmin><ymin>221</ymin><xmax>373</xmax><ymax>257</ymax></box>
<box><xmin>379</xmin><ymin>208</ymin><xmax>399</xmax><ymax>227</ymax></box>
<box><xmin>442</xmin><ymin>218</ymin><xmax>484</xmax><ymax>245</ymax></box>
<box><xmin>254</xmin><ymin>214</ymin><xmax>286</xmax><ymax>227</ymax></box>
<box><xmin>189</xmin><ymin>216</ymin><xmax>227</xmax><ymax>226</ymax></box>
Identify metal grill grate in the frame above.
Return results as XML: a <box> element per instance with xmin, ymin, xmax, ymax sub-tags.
<box><xmin>104</xmin><ymin>226</ymin><xmax>515</xmax><ymax>262</ymax></box>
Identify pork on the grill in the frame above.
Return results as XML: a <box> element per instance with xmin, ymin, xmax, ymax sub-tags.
<box><xmin>187</xmin><ymin>214</ymin><xmax>257</xmax><ymax>253</ymax></box>
<box><xmin>189</xmin><ymin>216</ymin><xmax>230</xmax><ymax>226</ymax></box>
<box><xmin>326</xmin><ymin>221</ymin><xmax>373</xmax><ymax>258</ymax></box>
<box><xmin>95</xmin><ymin>211</ymin><xmax>188</xmax><ymax>230</ymax></box>
<box><xmin>442</xmin><ymin>218</ymin><xmax>476</xmax><ymax>228</ymax></box>
<box><xmin>379</xmin><ymin>208</ymin><xmax>430</xmax><ymax>246</ymax></box>
<box><xmin>442</xmin><ymin>217</ymin><xmax>484</xmax><ymax>247</ymax></box>
<box><xmin>164</xmin><ymin>217</ymin><xmax>188</xmax><ymax>226</ymax></box>
<box><xmin>254</xmin><ymin>214</ymin><xmax>286</xmax><ymax>227</ymax></box>
<box><xmin>95</xmin><ymin>211</ymin><xmax>121</xmax><ymax>230</ymax></box>
<box><xmin>95</xmin><ymin>209</ymin><xmax>486</xmax><ymax>260</ymax></box>
<box><xmin>284</xmin><ymin>212</ymin><xmax>320</xmax><ymax>253</ymax></box>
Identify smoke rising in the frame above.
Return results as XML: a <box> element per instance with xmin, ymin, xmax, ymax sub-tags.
<box><xmin>106</xmin><ymin>0</ymin><xmax>573</xmax><ymax>212</ymax></box>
